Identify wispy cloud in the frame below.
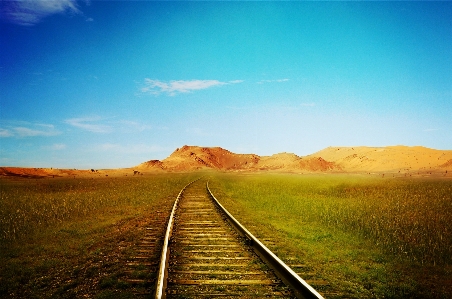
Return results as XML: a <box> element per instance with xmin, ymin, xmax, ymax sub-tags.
<box><xmin>0</xmin><ymin>129</ymin><xmax>13</xmax><ymax>138</ymax></box>
<box><xmin>13</xmin><ymin>127</ymin><xmax>56</xmax><ymax>137</ymax></box>
<box><xmin>118</xmin><ymin>120</ymin><xmax>152</xmax><ymax>132</ymax></box>
<box><xmin>140</xmin><ymin>79</ymin><xmax>243</xmax><ymax>96</ymax></box>
<box><xmin>257</xmin><ymin>78</ymin><xmax>289</xmax><ymax>84</ymax></box>
<box><xmin>65</xmin><ymin>117</ymin><xmax>112</xmax><ymax>133</ymax></box>
<box><xmin>43</xmin><ymin>143</ymin><xmax>67</xmax><ymax>150</ymax></box>
<box><xmin>229</xmin><ymin>80</ymin><xmax>244</xmax><ymax>84</ymax></box>
<box><xmin>0</xmin><ymin>121</ymin><xmax>61</xmax><ymax>138</ymax></box>
<box><xmin>1</xmin><ymin>0</ymin><xmax>84</xmax><ymax>26</ymax></box>
<box><xmin>65</xmin><ymin>117</ymin><xmax>154</xmax><ymax>133</ymax></box>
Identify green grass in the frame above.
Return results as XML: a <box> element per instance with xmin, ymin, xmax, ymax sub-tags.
<box><xmin>0</xmin><ymin>173</ymin><xmax>197</xmax><ymax>298</ymax></box>
<box><xmin>0</xmin><ymin>174</ymin><xmax>198</xmax><ymax>241</ymax></box>
<box><xmin>2</xmin><ymin>172</ymin><xmax>451</xmax><ymax>298</ymax></box>
<box><xmin>209</xmin><ymin>173</ymin><xmax>452</xmax><ymax>298</ymax></box>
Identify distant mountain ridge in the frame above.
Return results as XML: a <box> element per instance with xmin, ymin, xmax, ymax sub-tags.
<box><xmin>2</xmin><ymin>145</ymin><xmax>451</xmax><ymax>178</ymax></box>
<box><xmin>136</xmin><ymin>145</ymin><xmax>452</xmax><ymax>173</ymax></box>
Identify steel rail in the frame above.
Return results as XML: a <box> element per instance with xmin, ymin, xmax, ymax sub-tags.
<box><xmin>155</xmin><ymin>178</ymin><xmax>200</xmax><ymax>299</ymax></box>
<box><xmin>206</xmin><ymin>181</ymin><xmax>324</xmax><ymax>299</ymax></box>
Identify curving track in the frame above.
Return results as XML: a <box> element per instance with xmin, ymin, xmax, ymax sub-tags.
<box><xmin>156</xmin><ymin>178</ymin><xmax>324</xmax><ymax>299</ymax></box>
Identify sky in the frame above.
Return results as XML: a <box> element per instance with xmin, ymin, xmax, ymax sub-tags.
<box><xmin>1</xmin><ymin>1</ymin><xmax>451</xmax><ymax>169</ymax></box>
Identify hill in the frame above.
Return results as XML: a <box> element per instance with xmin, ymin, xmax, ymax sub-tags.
<box><xmin>137</xmin><ymin>145</ymin><xmax>452</xmax><ymax>175</ymax></box>
<box><xmin>0</xmin><ymin>167</ymin><xmax>134</xmax><ymax>178</ymax></box>
<box><xmin>2</xmin><ymin>145</ymin><xmax>451</xmax><ymax>178</ymax></box>
<box><xmin>308</xmin><ymin>145</ymin><xmax>452</xmax><ymax>173</ymax></box>
<box><xmin>136</xmin><ymin>145</ymin><xmax>339</xmax><ymax>172</ymax></box>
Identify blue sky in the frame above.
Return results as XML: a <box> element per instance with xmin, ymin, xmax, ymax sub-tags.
<box><xmin>1</xmin><ymin>1</ymin><xmax>451</xmax><ymax>169</ymax></box>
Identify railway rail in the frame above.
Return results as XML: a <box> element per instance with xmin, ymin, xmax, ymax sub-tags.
<box><xmin>155</xmin><ymin>178</ymin><xmax>324</xmax><ymax>299</ymax></box>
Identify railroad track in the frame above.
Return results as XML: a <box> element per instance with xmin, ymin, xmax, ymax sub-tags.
<box><xmin>155</xmin><ymin>178</ymin><xmax>324</xmax><ymax>299</ymax></box>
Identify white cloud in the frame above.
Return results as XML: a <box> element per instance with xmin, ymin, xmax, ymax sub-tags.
<box><xmin>65</xmin><ymin>117</ymin><xmax>155</xmax><ymax>133</ymax></box>
<box><xmin>228</xmin><ymin>80</ymin><xmax>244</xmax><ymax>84</ymax></box>
<box><xmin>141</xmin><ymin>79</ymin><xmax>242</xmax><ymax>96</ymax></box>
<box><xmin>65</xmin><ymin>117</ymin><xmax>112</xmax><ymax>133</ymax></box>
<box><xmin>118</xmin><ymin>120</ymin><xmax>152</xmax><ymax>132</ymax></box>
<box><xmin>14</xmin><ymin>127</ymin><xmax>54</xmax><ymax>137</ymax></box>
<box><xmin>257</xmin><ymin>78</ymin><xmax>290</xmax><ymax>84</ymax></box>
<box><xmin>0</xmin><ymin>121</ymin><xmax>60</xmax><ymax>138</ymax></box>
<box><xmin>1</xmin><ymin>0</ymin><xmax>82</xmax><ymax>26</ymax></box>
<box><xmin>0</xmin><ymin>129</ymin><xmax>13</xmax><ymax>137</ymax></box>
<box><xmin>44</xmin><ymin>143</ymin><xmax>67</xmax><ymax>150</ymax></box>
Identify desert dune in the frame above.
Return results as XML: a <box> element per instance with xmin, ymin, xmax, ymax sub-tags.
<box><xmin>308</xmin><ymin>145</ymin><xmax>452</xmax><ymax>173</ymax></box>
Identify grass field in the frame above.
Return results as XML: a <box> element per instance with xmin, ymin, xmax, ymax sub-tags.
<box><xmin>2</xmin><ymin>172</ymin><xmax>451</xmax><ymax>298</ymax></box>
<box><xmin>209</xmin><ymin>173</ymin><xmax>452</xmax><ymax>298</ymax></box>
<box><xmin>0</xmin><ymin>173</ymin><xmax>197</xmax><ymax>298</ymax></box>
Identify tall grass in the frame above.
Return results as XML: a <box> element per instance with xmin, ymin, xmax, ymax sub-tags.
<box><xmin>211</xmin><ymin>174</ymin><xmax>452</xmax><ymax>266</ymax></box>
<box><xmin>0</xmin><ymin>174</ymin><xmax>197</xmax><ymax>241</ymax></box>
<box><xmin>1</xmin><ymin>173</ymin><xmax>201</xmax><ymax>298</ymax></box>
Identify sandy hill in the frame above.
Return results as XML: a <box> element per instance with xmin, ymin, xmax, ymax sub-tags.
<box><xmin>0</xmin><ymin>167</ymin><xmax>81</xmax><ymax>178</ymax></box>
<box><xmin>138</xmin><ymin>145</ymin><xmax>258</xmax><ymax>171</ymax></box>
<box><xmin>137</xmin><ymin>145</ymin><xmax>452</xmax><ymax>174</ymax></box>
<box><xmin>137</xmin><ymin>145</ymin><xmax>340</xmax><ymax>172</ymax></box>
<box><xmin>0</xmin><ymin>167</ymin><xmax>135</xmax><ymax>179</ymax></box>
<box><xmin>308</xmin><ymin>146</ymin><xmax>452</xmax><ymax>173</ymax></box>
<box><xmin>2</xmin><ymin>145</ymin><xmax>451</xmax><ymax>178</ymax></box>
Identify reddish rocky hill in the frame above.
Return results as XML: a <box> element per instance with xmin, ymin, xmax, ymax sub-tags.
<box><xmin>136</xmin><ymin>145</ymin><xmax>340</xmax><ymax>172</ymax></box>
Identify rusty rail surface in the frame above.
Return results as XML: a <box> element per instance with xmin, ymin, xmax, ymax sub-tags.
<box><xmin>206</xmin><ymin>181</ymin><xmax>324</xmax><ymax>299</ymax></box>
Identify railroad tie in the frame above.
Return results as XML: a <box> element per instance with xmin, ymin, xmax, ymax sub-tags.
<box><xmin>164</xmin><ymin>179</ymin><xmax>297</xmax><ymax>298</ymax></box>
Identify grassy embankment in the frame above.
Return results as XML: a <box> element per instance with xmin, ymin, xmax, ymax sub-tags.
<box><xmin>209</xmin><ymin>173</ymin><xmax>452</xmax><ymax>299</ymax></box>
<box><xmin>0</xmin><ymin>173</ymin><xmax>198</xmax><ymax>298</ymax></box>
